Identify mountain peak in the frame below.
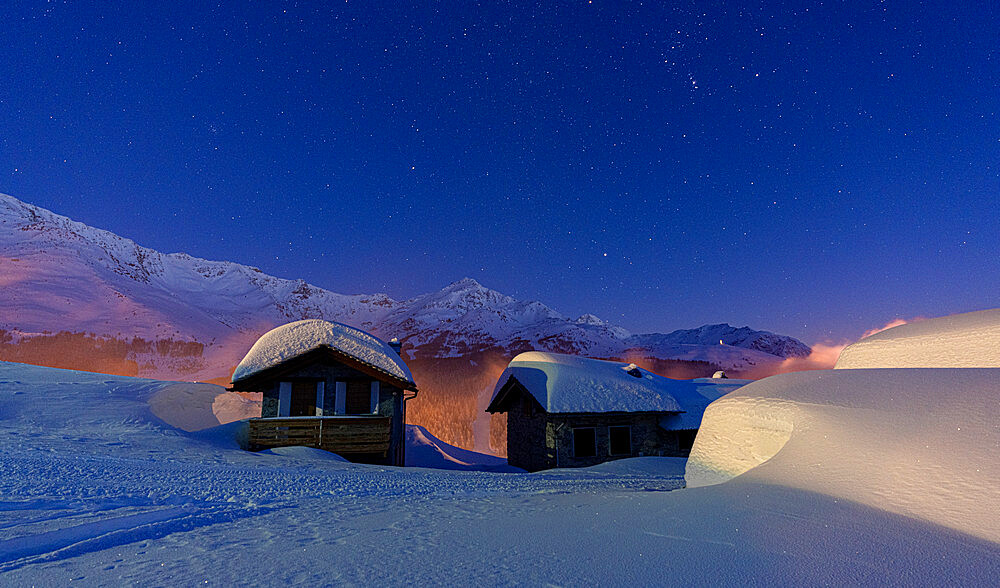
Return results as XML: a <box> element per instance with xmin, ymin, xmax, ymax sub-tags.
<box><xmin>575</xmin><ymin>313</ymin><xmax>606</xmax><ymax>326</ymax></box>
<box><xmin>444</xmin><ymin>277</ymin><xmax>485</xmax><ymax>291</ymax></box>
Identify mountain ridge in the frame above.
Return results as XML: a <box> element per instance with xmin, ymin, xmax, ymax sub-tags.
<box><xmin>0</xmin><ymin>192</ymin><xmax>810</xmax><ymax>381</ymax></box>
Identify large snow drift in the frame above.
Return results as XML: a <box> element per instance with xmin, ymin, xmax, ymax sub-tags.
<box><xmin>835</xmin><ymin>308</ymin><xmax>1000</xmax><ymax>369</ymax></box>
<box><xmin>491</xmin><ymin>351</ymin><xmax>749</xmax><ymax>414</ymax></box>
<box><xmin>231</xmin><ymin>319</ymin><xmax>414</xmax><ymax>384</ymax></box>
<box><xmin>686</xmin><ymin>368</ymin><xmax>1000</xmax><ymax>542</ymax></box>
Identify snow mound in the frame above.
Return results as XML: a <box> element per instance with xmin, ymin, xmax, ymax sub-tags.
<box><xmin>406</xmin><ymin>425</ymin><xmax>523</xmax><ymax>472</ymax></box>
<box><xmin>211</xmin><ymin>390</ymin><xmax>262</xmax><ymax>424</ymax></box>
<box><xmin>149</xmin><ymin>383</ymin><xmax>258</xmax><ymax>432</ymax></box>
<box><xmin>540</xmin><ymin>456</ymin><xmax>688</xmax><ymax>478</ymax></box>
<box><xmin>259</xmin><ymin>446</ymin><xmax>352</xmax><ymax>463</ymax></box>
<box><xmin>231</xmin><ymin>319</ymin><xmax>414</xmax><ymax>384</ymax></box>
<box><xmin>686</xmin><ymin>368</ymin><xmax>1000</xmax><ymax>542</ymax></box>
<box><xmin>492</xmin><ymin>351</ymin><xmax>749</xmax><ymax>416</ymax></box>
<box><xmin>836</xmin><ymin>308</ymin><xmax>1000</xmax><ymax>369</ymax></box>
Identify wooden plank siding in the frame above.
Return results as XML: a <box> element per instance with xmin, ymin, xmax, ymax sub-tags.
<box><xmin>249</xmin><ymin>417</ymin><xmax>391</xmax><ymax>456</ymax></box>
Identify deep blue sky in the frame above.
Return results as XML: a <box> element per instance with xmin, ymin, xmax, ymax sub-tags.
<box><xmin>2</xmin><ymin>1</ymin><xmax>998</xmax><ymax>343</ymax></box>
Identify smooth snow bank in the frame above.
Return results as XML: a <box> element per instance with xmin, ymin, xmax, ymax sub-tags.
<box><xmin>231</xmin><ymin>319</ymin><xmax>413</xmax><ymax>384</ymax></box>
<box><xmin>259</xmin><ymin>446</ymin><xmax>351</xmax><ymax>463</ymax></box>
<box><xmin>405</xmin><ymin>425</ymin><xmax>522</xmax><ymax>472</ymax></box>
<box><xmin>687</xmin><ymin>368</ymin><xmax>1000</xmax><ymax>542</ymax></box>
<box><xmin>149</xmin><ymin>383</ymin><xmax>259</xmax><ymax>431</ymax></box>
<box><xmin>492</xmin><ymin>351</ymin><xmax>746</xmax><ymax>414</ymax></box>
<box><xmin>836</xmin><ymin>308</ymin><xmax>1000</xmax><ymax>369</ymax></box>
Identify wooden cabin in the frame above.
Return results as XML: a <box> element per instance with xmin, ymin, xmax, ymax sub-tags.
<box><xmin>230</xmin><ymin>319</ymin><xmax>417</xmax><ymax>467</ymax></box>
<box><xmin>486</xmin><ymin>352</ymin><xmax>748</xmax><ymax>472</ymax></box>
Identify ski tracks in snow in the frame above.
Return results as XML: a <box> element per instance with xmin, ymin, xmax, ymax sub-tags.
<box><xmin>0</xmin><ymin>500</ymin><xmax>274</xmax><ymax>572</ymax></box>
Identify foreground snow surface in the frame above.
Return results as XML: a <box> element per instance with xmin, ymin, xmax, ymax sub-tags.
<box><xmin>1</xmin><ymin>363</ymin><xmax>998</xmax><ymax>584</ymax></box>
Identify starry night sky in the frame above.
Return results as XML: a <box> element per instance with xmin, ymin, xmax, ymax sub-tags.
<box><xmin>2</xmin><ymin>1</ymin><xmax>998</xmax><ymax>343</ymax></box>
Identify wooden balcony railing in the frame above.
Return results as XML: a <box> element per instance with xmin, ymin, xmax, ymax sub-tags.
<box><xmin>248</xmin><ymin>416</ymin><xmax>391</xmax><ymax>456</ymax></box>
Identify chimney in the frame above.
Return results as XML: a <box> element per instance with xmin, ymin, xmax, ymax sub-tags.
<box><xmin>388</xmin><ymin>337</ymin><xmax>402</xmax><ymax>356</ymax></box>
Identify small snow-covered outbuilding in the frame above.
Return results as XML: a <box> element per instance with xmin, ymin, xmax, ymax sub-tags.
<box><xmin>486</xmin><ymin>352</ymin><xmax>748</xmax><ymax>471</ymax></box>
<box><xmin>230</xmin><ymin>319</ymin><xmax>417</xmax><ymax>467</ymax></box>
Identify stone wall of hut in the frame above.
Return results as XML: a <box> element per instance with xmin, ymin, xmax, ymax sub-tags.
<box><xmin>504</xmin><ymin>393</ymin><xmax>550</xmax><ymax>472</ymax></box>
<box><xmin>506</xmin><ymin>409</ymin><xmax>694</xmax><ymax>471</ymax></box>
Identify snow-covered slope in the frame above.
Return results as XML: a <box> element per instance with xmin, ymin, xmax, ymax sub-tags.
<box><xmin>0</xmin><ymin>193</ymin><xmax>808</xmax><ymax>379</ymax></box>
<box><xmin>405</xmin><ymin>424</ymin><xmax>522</xmax><ymax>472</ymax></box>
<box><xmin>835</xmin><ymin>308</ymin><xmax>1000</xmax><ymax>369</ymax></box>
<box><xmin>631</xmin><ymin>323</ymin><xmax>812</xmax><ymax>358</ymax></box>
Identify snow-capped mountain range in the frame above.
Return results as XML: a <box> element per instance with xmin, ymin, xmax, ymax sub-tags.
<box><xmin>0</xmin><ymin>193</ymin><xmax>810</xmax><ymax>380</ymax></box>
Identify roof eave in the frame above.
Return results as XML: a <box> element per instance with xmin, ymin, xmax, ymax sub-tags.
<box><xmin>230</xmin><ymin>345</ymin><xmax>417</xmax><ymax>391</ymax></box>
<box><xmin>486</xmin><ymin>376</ymin><xmax>543</xmax><ymax>413</ymax></box>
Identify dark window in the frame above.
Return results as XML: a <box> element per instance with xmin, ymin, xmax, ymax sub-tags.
<box><xmin>522</xmin><ymin>396</ymin><xmax>533</xmax><ymax>417</ymax></box>
<box><xmin>345</xmin><ymin>380</ymin><xmax>372</xmax><ymax>414</ymax></box>
<box><xmin>289</xmin><ymin>380</ymin><xmax>317</xmax><ymax>416</ymax></box>
<box><xmin>677</xmin><ymin>430</ymin><xmax>698</xmax><ymax>453</ymax></box>
<box><xmin>609</xmin><ymin>426</ymin><xmax>631</xmax><ymax>455</ymax></box>
<box><xmin>572</xmin><ymin>428</ymin><xmax>597</xmax><ymax>458</ymax></box>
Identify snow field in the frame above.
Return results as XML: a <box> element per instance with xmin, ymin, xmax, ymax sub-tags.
<box><xmin>2</xmin><ymin>360</ymin><xmax>998</xmax><ymax>584</ymax></box>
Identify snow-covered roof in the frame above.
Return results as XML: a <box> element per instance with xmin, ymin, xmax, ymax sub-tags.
<box><xmin>231</xmin><ymin>319</ymin><xmax>414</xmax><ymax>385</ymax></box>
<box><xmin>659</xmin><ymin>376</ymin><xmax>752</xmax><ymax>430</ymax></box>
<box><xmin>489</xmin><ymin>351</ymin><xmax>748</xmax><ymax>415</ymax></box>
<box><xmin>835</xmin><ymin>308</ymin><xmax>1000</xmax><ymax>369</ymax></box>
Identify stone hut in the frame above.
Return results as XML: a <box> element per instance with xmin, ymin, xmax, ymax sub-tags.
<box><xmin>230</xmin><ymin>319</ymin><xmax>417</xmax><ymax>467</ymax></box>
<box><xmin>486</xmin><ymin>352</ymin><xmax>748</xmax><ymax>472</ymax></box>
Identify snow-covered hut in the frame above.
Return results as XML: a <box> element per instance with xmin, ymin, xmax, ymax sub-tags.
<box><xmin>230</xmin><ymin>319</ymin><xmax>417</xmax><ymax>467</ymax></box>
<box><xmin>486</xmin><ymin>352</ymin><xmax>749</xmax><ymax>471</ymax></box>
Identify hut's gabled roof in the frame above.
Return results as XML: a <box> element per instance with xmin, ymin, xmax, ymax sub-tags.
<box><xmin>487</xmin><ymin>352</ymin><xmax>750</xmax><ymax>422</ymax></box>
<box><xmin>488</xmin><ymin>352</ymin><xmax>674</xmax><ymax>414</ymax></box>
<box><xmin>231</xmin><ymin>319</ymin><xmax>415</xmax><ymax>388</ymax></box>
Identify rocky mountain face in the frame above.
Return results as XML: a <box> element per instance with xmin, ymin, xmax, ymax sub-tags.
<box><xmin>0</xmin><ymin>192</ymin><xmax>810</xmax><ymax>381</ymax></box>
